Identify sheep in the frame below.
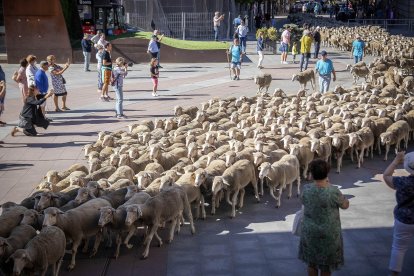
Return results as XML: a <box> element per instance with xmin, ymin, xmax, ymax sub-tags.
<box><xmin>35</xmin><ymin>191</ymin><xmax>74</xmax><ymax>211</ymax></box>
<box><xmin>258</xmin><ymin>154</ymin><xmax>301</xmax><ymax>208</ymax></box>
<box><xmin>211</xmin><ymin>159</ymin><xmax>259</xmax><ymax>218</ymax></box>
<box><xmin>107</xmin><ymin>165</ymin><xmax>135</xmax><ymax>184</ymax></box>
<box><xmin>174</xmin><ymin>105</ymin><xmax>199</xmax><ymax>119</ymax></box>
<box><xmin>47</xmin><ymin>170</ymin><xmax>88</xmax><ymax>192</ymax></box>
<box><xmin>7</xmin><ymin>226</ymin><xmax>66</xmax><ymax>276</ymax></box>
<box><xmin>292</xmin><ymin>69</ymin><xmax>316</xmax><ymax>91</ymax></box>
<box><xmin>380</xmin><ymin>120</ymin><xmax>410</xmax><ymax>161</ymax></box>
<box><xmin>45</xmin><ymin>163</ymin><xmax>89</xmax><ymax>185</ymax></box>
<box><xmin>149</xmin><ymin>144</ymin><xmax>187</xmax><ymax>170</ymax></box>
<box><xmin>42</xmin><ymin>198</ymin><xmax>112</xmax><ymax>270</ymax></box>
<box><xmin>124</xmin><ymin>186</ymin><xmax>195</xmax><ymax>259</ymax></box>
<box><xmin>82</xmin><ymin>166</ymin><xmax>117</xmax><ymax>184</ymax></box>
<box><xmin>348</xmin><ymin>127</ymin><xmax>375</xmax><ymax>168</ymax></box>
<box><xmin>310</xmin><ymin>137</ymin><xmax>332</xmax><ymax>164</ymax></box>
<box><xmin>254</xmin><ymin>73</ymin><xmax>272</xmax><ymax>94</ymax></box>
<box><xmin>20</xmin><ymin>209</ymin><xmax>44</xmax><ymax>230</ymax></box>
<box><xmin>0</xmin><ymin>225</ymin><xmax>37</xmax><ymax>272</ymax></box>
<box><xmin>330</xmin><ymin>133</ymin><xmax>352</xmax><ymax>173</ymax></box>
<box><xmin>289</xmin><ymin>138</ymin><xmax>315</xmax><ymax>179</ymax></box>
<box><xmin>194</xmin><ymin>159</ymin><xmax>227</xmax><ymax>192</ymax></box>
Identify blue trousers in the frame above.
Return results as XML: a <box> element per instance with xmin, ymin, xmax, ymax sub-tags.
<box><xmin>114</xmin><ymin>86</ymin><xmax>123</xmax><ymax>116</ymax></box>
<box><xmin>318</xmin><ymin>75</ymin><xmax>331</xmax><ymax>93</ymax></box>
<box><xmin>239</xmin><ymin>37</ymin><xmax>247</xmax><ymax>53</ymax></box>
<box><xmin>214</xmin><ymin>26</ymin><xmax>219</xmax><ymax>41</ymax></box>
<box><xmin>354</xmin><ymin>55</ymin><xmax>362</xmax><ymax>63</ymax></box>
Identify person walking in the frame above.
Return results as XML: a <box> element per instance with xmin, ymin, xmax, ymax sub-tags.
<box><xmin>34</xmin><ymin>60</ymin><xmax>50</xmax><ymax>116</ymax></box>
<box><xmin>153</xmin><ymin>30</ymin><xmax>164</xmax><ymax>68</ymax></box>
<box><xmin>313</xmin><ymin>26</ymin><xmax>321</xmax><ymax>59</ymax></box>
<box><xmin>101</xmin><ymin>42</ymin><xmax>113</xmax><ymax>101</ymax></box>
<box><xmin>280</xmin><ymin>26</ymin><xmax>291</xmax><ymax>64</ymax></box>
<box><xmin>351</xmin><ymin>34</ymin><xmax>365</xmax><ymax>64</ymax></box>
<box><xmin>299</xmin><ymin>30</ymin><xmax>313</xmax><ymax>72</ymax></box>
<box><xmin>236</xmin><ymin>20</ymin><xmax>249</xmax><ymax>53</ymax></box>
<box><xmin>95</xmin><ymin>44</ymin><xmax>104</xmax><ymax>96</ymax></box>
<box><xmin>298</xmin><ymin>159</ymin><xmax>350</xmax><ymax>276</ymax></box>
<box><xmin>81</xmin><ymin>34</ymin><xmax>92</xmax><ymax>72</ymax></box>
<box><xmin>256</xmin><ymin>31</ymin><xmax>264</xmax><ymax>69</ymax></box>
<box><xmin>233</xmin><ymin>15</ymin><xmax>242</xmax><ymax>31</ymax></box>
<box><xmin>147</xmin><ymin>35</ymin><xmax>159</xmax><ymax>62</ymax></box>
<box><xmin>47</xmin><ymin>55</ymin><xmax>70</xmax><ymax>112</ymax></box>
<box><xmin>150</xmin><ymin>58</ymin><xmax>159</xmax><ymax>97</ymax></box>
<box><xmin>15</xmin><ymin>58</ymin><xmax>29</xmax><ymax>103</ymax></box>
<box><xmin>213</xmin><ymin>12</ymin><xmax>225</xmax><ymax>41</ymax></box>
<box><xmin>315</xmin><ymin>50</ymin><xmax>336</xmax><ymax>93</ymax></box>
<box><xmin>292</xmin><ymin>41</ymin><xmax>299</xmax><ymax>64</ymax></box>
<box><xmin>0</xmin><ymin>81</ymin><xmax>5</xmax><ymax>126</ymax></box>
<box><xmin>383</xmin><ymin>151</ymin><xmax>414</xmax><ymax>276</ymax></box>
<box><xmin>112</xmin><ymin>57</ymin><xmax>128</xmax><ymax>119</ymax></box>
<box><xmin>227</xmin><ymin>38</ymin><xmax>243</xmax><ymax>80</ymax></box>
<box><xmin>10</xmin><ymin>87</ymin><xmax>53</xmax><ymax>137</ymax></box>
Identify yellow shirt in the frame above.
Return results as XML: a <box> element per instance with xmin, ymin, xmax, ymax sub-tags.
<box><xmin>300</xmin><ymin>35</ymin><xmax>313</xmax><ymax>54</ymax></box>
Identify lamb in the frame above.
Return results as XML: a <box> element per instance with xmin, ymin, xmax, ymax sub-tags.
<box><xmin>380</xmin><ymin>120</ymin><xmax>410</xmax><ymax>161</ymax></box>
<box><xmin>0</xmin><ymin>225</ymin><xmax>37</xmax><ymax>263</ymax></box>
<box><xmin>107</xmin><ymin>165</ymin><xmax>135</xmax><ymax>184</ymax></box>
<box><xmin>258</xmin><ymin>154</ymin><xmax>301</xmax><ymax>208</ymax></box>
<box><xmin>124</xmin><ymin>186</ymin><xmax>195</xmax><ymax>259</ymax></box>
<box><xmin>254</xmin><ymin>73</ymin><xmax>272</xmax><ymax>94</ymax></box>
<box><xmin>42</xmin><ymin>198</ymin><xmax>112</xmax><ymax>270</ymax></box>
<box><xmin>7</xmin><ymin>226</ymin><xmax>66</xmax><ymax>276</ymax></box>
<box><xmin>292</xmin><ymin>69</ymin><xmax>315</xmax><ymax>91</ymax></box>
<box><xmin>348</xmin><ymin>127</ymin><xmax>375</xmax><ymax>168</ymax></box>
<box><xmin>211</xmin><ymin>159</ymin><xmax>259</xmax><ymax>218</ymax></box>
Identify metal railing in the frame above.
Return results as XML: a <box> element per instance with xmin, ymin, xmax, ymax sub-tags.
<box><xmin>347</xmin><ymin>18</ymin><xmax>414</xmax><ymax>32</ymax></box>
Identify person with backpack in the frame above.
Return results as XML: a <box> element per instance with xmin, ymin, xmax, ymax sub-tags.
<box><xmin>227</xmin><ymin>38</ymin><xmax>243</xmax><ymax>80</ymax></box>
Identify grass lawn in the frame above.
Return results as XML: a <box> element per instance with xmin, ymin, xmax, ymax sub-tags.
<box><xmin>108</xmin><ymin>32</ymin><xmax>230</xmax><ymax>50</ymax></box>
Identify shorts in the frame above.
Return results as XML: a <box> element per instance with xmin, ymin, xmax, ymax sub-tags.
<box><xmin>149</xmin><ymin>52</ymin><xmax>158</xmax><ymax>59</ymax></box>
<box><xmin>231</xmin><ymin>62</ymin><xmax>241</xmax><ymax>69</ymax></box>
<box><xmin>280</xmin><ymin>42</ymin><xmax>288</xmax><ymax>52</ymax></box>
<box><xmin>151</xmin><ymin>77</ymin><xmax>158</xmax><ymax>86</ymax></box>
<box><xmin>102</xmin><ymin>69</ymin><xmax>112</xmax><ymax>85</ymax></box>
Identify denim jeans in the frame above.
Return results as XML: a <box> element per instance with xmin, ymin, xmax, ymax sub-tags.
<box><xmin>300</xmin><ymin>53</ymin><xmax>310</xmax><ymax>71</ymax></box>
<box><xmin>114</xmin><ymin>86</ymin><xmax>123</xmax><ymax>116</ymax></box>
<box><xmin>354</xmin><ymin>55</ymin><xmax>363</xmax><ymax>63</ymax></box>
<box><xmin>83</xmin><ymin>51</ymin><xmax>91</xmax><ymax>71</ymax></box>
<box><xmin>314</xmin><ymin>42</ymin><xmax>320</xmax><ymax>58</ymax></box>
<box><xmin>157</xmin><ymin>51</ymin><xmax>161</xmax><ymax>66</ymax></box>
<box><xmin>239</xmin><ymin>37</ymin><xmax>247</xmax><ymax>53</ymax></box>
<box><xmin>318</xmin><ymin>75</ymin><xmax>331</xmax><ymax>93</ymax></box>
<box><xmin>214</xmin><ymin>26</ymin><xmax>219</xmax><ymax>41</ymax></box>
<box><xmin>389</xmin><ymin>219</ymin><xmax>414</xmax><ymax>272</ymax></box>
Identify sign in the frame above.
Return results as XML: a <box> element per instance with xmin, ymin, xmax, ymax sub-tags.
<box><xmin>78</xmin><ymin>0</ymin><xmax>93</xmax><ymax>5</ymax></box>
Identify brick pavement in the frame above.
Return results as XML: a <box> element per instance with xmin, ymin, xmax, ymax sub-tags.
<box><xmin>0</xmin><ymin>40</ymin><xmax>413</xmax><ymax>276</ymax></box>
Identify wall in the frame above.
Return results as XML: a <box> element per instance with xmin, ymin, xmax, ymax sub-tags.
<box><xmin>395</xmin><ymin>0</ymin><xmax>414</xmax><ymax>19</ymax></box>
<box><xmin>3</xmin><ymin>0</ymin><xmax>72</xmax><ymax>63</ymax></box>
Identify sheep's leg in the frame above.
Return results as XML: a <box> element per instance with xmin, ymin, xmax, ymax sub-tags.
<box><xmin>269</xmin><ymin>186</ymin><xmax>280</xmax><ymax>208</ymax></box>
<box><xmin>154</xmin><ymin>231</ymin><xmax>163</xmax><ymax>247</ymax></box>
<box><xmin>405</xmin><ymin>135</ymin><xmax>409</xmax><ymax>149</ymax></box>
<box><xmin>211</xmin><ymin>194</ymin><xmax>216</xmax><ymax>215</ymax></box>
<box><xmin>142</xmin><ymin>224</ymin><xmax>158</xmax><ymax>259</ymax></box>
<box><xmin>303</xmin><ymin>163</ymin><xmax>308</xmax><ymax>179</ymax></box>
<box><xmin>194</xmin><ymin>199</ymin><xmax>200</xmax><ymax>220</ymax></box>
<box><xmin>54</xmin><ymin>258</ymin><xmax>63</xmax><ymax>276</ymax></box>
<box><xmin>384</xmin><ymin>144</ymin><xmax>390</xmax><ymax>161</ymax></box>
<box><xmin>377</xmin><ymin>139</ymin><xmax>382</xmax><ymax>155</ymax></box>
<box><xmin>68</xmin><ymin>238</ymin><xmax>81</xmax><ymax>270</ymax></box>
<box><xmin>114</xmin><ymin>233</ymin><xmax>122</xmax><ymax>259</ymax></box>
<box><xmin>238</xmin><ymin>188</ymin><xmax>245</xmax><ymax>209</ymax></box>
<box><xmin>124</xmin><ymin>227</ymin><xmax>136</xmax><ymax>249</ymax></box>
<box><xmin>226</xmin><ymin>190</ymin><xmax>232</xmax><ymax>206</ymax></box>
<box><xmin>287</xmin><ymin>181</ymin><xmax>293</xmax><ymax>199</ymax></box>
<box><xmin>296</xmin><ymin>173</ymin><xmax>301</xmax><ymax>197</ymax></box>
<box><xmin>370</xmin><ymin>144</ymin><xmax>374</xmax><ymax>159</ymax></box>
<box><xmin>200</xmin><ymin>195</ymin><xmax>206</xmax><ymax>220</ymax></box>
<box><xmin>82</xmin><ymin>237</ymin><xmax>90</xmax><ymax>253</ymax></box>
<box><xmin>251</xmin><ymin>176</ymin><xmax>260</xmax><ymax>202</ymax></box>
<box><xmin>175</xmin><ymin>216</ymin><xmax>181</xmax><ymax>233</ymax></box>
<box><xmin>259</xmin><ymin>178</ymin><xmax>264</xmax><ymax>197</ymax></box>
<box><xmin>167</xmin><ymin>217</ymin><xmax>178</xmax><ymax>244</ymax></box>
<box><xmin>337</xmin><ymin>152</ymin><xmax>343</xmax><ymax>173</ymax></box>
<box><xmin>358</xmin><ymin>149</ymin><xmax>364</xmax><ymax>168</ymax></box>
<box><xmin>230</xmin><ymin>189</ymin><xmax>240</xmax><ymax>218</ymax></box>
<box><xmin>90</xmin><ymin>232</ymin><xmax>103</xmax><ymax>257</ymax></box>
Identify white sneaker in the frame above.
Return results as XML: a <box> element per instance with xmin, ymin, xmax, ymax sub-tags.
<box><xmin>283</xmin><ymin>61</ymin><xmax>289</xmax><ymax>64</ymax></box>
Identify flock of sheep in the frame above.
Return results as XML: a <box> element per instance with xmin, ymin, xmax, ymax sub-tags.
<box><xmin>1</xmin><ymin>22</ymin><xmax>414</xmax><ymax>275</ymax></box>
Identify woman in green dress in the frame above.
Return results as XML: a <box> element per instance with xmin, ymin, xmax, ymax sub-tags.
<box><xmin>298</xmin><ymin>159</ymin><xmax>350</xmax><ymax>276</ymax></box>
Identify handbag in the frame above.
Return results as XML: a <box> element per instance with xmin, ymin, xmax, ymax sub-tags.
<box><xmin>292</xmin><ymin>206</ymin><xmax>304</xmax><ymax>236</ymax></box>
<box><xmin>62</xmin><ymin>76</ymin><xmax>66</xmax><ymax>84</ymax></box>
<box><xmin>12</xmin><ymin>70</ymin><xmax>18</xmax><ymax>82</ymax></box>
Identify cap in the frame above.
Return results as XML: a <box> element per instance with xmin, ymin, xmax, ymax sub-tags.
<box><xmin>320</xmin><ymin>50</ymin><xmax>327</xmax><ymax>56</ymax></box>
<box><xmin>404</xmin><ymin>152</ymin><xmax>414</xmax><ymax>174</ymax></box>
<box><xmin>39</xmin><ymin>60</ymin><xmax>48</xmax><ymax>66</ymax></box>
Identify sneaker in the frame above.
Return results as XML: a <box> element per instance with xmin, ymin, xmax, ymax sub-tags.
<box><xmin>236</xmin><ymin>76</ymin><xmax>240</xmax><ymax>80</ymax></box>
<box><xmin>100</xmin><ymin>96</ymin><xmax>106</xmax><ymax>102</ymax></box>
<box><xmin>117</xmin><ymin>115</ymin><xmax>127</xmax><ymax>119</ymax></box>
<box><xmin>233</xmin><ymin>76</ymin><xmax>237</xmax><ymax>80</ymax></box>
<box><xmin>104</xmin><ymin>97</ymin><xmax>110</xmax><ymax>102</ymax></box>
<box><xmin>157</xmin><ymin>65</ymin><xmax>163</xmax><ymax>68</ymax></box>
<box><xmin>283</xmin><ymin>61</ymin><xmax>289</xmax><ymax>64</ymax></box>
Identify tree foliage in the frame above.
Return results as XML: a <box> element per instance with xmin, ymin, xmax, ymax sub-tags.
<box><xmin>60</xmin><ymin>0</ymin><xmax>83</xmax><ymax>47</ymax></box>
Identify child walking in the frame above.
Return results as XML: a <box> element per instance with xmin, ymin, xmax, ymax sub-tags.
<box><xmin>257</xmin><ymin>31</ymin><xmax>264</xmax><ymax>69</ymax></box>
<box><xmin>112</xmin><ymin>57</ymin><xmax>128</xmax><ymax>119</ymax></box>
<box><xmin>0</xmin><ymin>81</ymin><xmax>6</xmax><ymax>126</ymax></box>
<box><xmin>292</xmin><ymin>41</ymin><xmax>299</xmax><ymax>64</ymax></box>
<box><xmin>150</xmin><ymin>58</ymin><xmax>159</xmax><ymax>97</ymax></box>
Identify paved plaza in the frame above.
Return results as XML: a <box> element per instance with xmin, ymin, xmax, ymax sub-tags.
<box><xmin>0</xmin><ymin>39</ymin><xmax>413</xmax><ymax>276</ymax></box>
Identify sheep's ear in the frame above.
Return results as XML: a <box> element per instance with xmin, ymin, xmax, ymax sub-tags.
<box><xmin>58</xmin><ymin>210</ymin><xmax>65</xmax><ymax>214</ymax></box>
<box><xmin>88</xmin><ymin>191</ymin><xmax>96</xmax><ymax>199</ymax></box>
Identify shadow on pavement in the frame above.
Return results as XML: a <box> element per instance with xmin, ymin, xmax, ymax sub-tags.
<box><xmin>0</xmin><ymin>163</ymin><xmax>33</xmax><ymax>170</ymax></box>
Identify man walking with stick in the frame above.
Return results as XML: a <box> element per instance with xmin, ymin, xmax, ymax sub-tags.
<box><xmin>227</xmin><ymin>38</ymin><xmax>243</xmax><ymax>80</ymax></box>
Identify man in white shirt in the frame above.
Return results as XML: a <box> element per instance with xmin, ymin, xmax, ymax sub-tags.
<box><xmin>236</xmin><ymin>20</ymin><xmax>249</xmax><ymax>53</ymax></box>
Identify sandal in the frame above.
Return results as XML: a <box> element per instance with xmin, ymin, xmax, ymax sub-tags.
<box><xmin>55</xmin><ymin>108</ymin><xmax>62</xmax><ymax>112</ymax></box>
<box><xmin>62</xmin><ymin>107</ymin><xmax>70</xmax><ymax>111</ymax></box>
<box><xmin>10</xmin><ymin>127</ymin><xmax>17</xmax><ymax>137</ymax></box>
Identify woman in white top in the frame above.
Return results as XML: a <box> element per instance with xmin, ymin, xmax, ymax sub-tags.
<box><xmin>25</xmin><ymin>55</ymin><xmax>38</xmax><ymax>89</ymax></box>
<box><xmin>95</xmin><ymin>44</ymin><xmax>104</xmax><ymax>95</ymax></box>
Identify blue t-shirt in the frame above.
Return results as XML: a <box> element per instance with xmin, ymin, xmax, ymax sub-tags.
<box><xmin>229</xmin><ymin>45</ymin><xmax>242</xmax><ymax>63</ymax></box>
<box><xmin>393</xmin><ymin>175</ymin><xmax>414</xmax><ymax>224</ymax></box>
<box><xmin>352</xmin><ymin>40</ymin><xmax>365</xmax><ymax>57</ymax></box>
<box><xmin>315</xmin><ymin>59</ymin><xmax>334</xmax><ymax>76</ymax></box>
<box><xmin>257</xmin><ymin>37</ymin><xmax>264</xmax><ymax>52</ymax></box>
<box><xmin>35</xmin><ymin>70</ymin><xmax>49</xmax><ymax>94</ymax></box>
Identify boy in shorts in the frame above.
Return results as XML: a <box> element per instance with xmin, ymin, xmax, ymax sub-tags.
<box><xmin>227</xmin><ymin>38</ymin><xmax>243</xmax><ymax>80</ymax></box>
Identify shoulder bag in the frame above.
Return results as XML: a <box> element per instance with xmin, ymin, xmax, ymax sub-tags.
<box><xmin>292</xmin><ymin>205</ymin><xmax>304</xmax><ymax>236</ymax></box>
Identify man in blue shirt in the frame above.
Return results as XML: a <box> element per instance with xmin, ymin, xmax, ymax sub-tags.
<box><xmin>315</xmin><ymin>50</ymin><xmax>336</xmax><ymax>93</ymax></box>
<box><xmin>351</xmin><ymin>34</ymin><xmax>365</xmax><ymax>64</ymax></box>
<box><xmin>35</xmin><ymin>60</ymin><xmax>50</xmax><ymax>115</ymax></box>
<box><xmin>81</xmin><ymin>34</ymin><xmax>92</xmax><ymax>72</ymax></box>
<box><xmin>227</xmin><ymin>38</ymin><xmax>243</xmax><ymax>80</ymax></box>
<box><xmin>233</xmin><ymin>15</ymin><xmax>242</xmax><ymax>31</ymax></box>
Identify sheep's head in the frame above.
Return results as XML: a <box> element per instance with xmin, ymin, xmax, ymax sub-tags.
<box><xmin>125</xmin><ymin>204</ymin><xmax>142</xmax><ymax>226</ymax></box>
<box><xmin>212</xmin><ymin>176</ymin><xmax>226</xmax><ymax>196</ymax></box>
<box><xmin>292</xmin><ymin>74</ymin><xmax>299</xmax><ymax>82</ymax></box>
<box><xmin>194</xmin><ymin>169</ymin><xmax>207</xmax><ymax>187</ymax></box>
<box><xmin>84</xmin><ymin>144</ymin><xmax>94</xmax><ymax>157</ymax></box>
<box><xmin>201</xmin><ymin>143</ymin><xmax>215</xmax><ymax>155</ymax></box>
<box><xmin>36</xmin><ymin>192</ymin><xmax>59</xmax><ymax>211</ymax></box>
<box><xmin>42</xmin><ymin>207</ymin><xmax>64</xmax><ymax>227</ymax></box>
<box><xmin>137</xmin><ymin>172</ymin><xmax>152</xmax><ymax>189</ymax></box>
<box><xmin>206</xmin><ymin>152</ymin><xmax>218</xmax><ymax>165</ymax></box>
<box><xmin>125</xmin><ymin>185</ymin><xmax>139</xmax><ymax>200</ymax></box>
<box><xmin>88</xmin><ymin>158</ymin><xmax>101</xmax><ymax>173</ymax></box>
<box><xmin>289</xmin><ymin>144</ymin><xmax>300</xmax><ymax>156</ymax></box>
<box><xmin>174</xmin><ymin>106</ymin><xmax>183</xmax><ymax>116</ymax></box>
<box><xmin>102</xmin><ymin>135</ymin><xmax>114</xmax><ymax>147</ymax></box>
<box><xmin>98</xmin><ymin>206</ymin><xmax>116</xmax><ymax>227</ymax></box>
<box><xmin>159</xmin><ymin>176</ymin><xmax>174</xmax><ymax>191</ymax></box>
<box><xmin>6</xmin><ymin>249</ymin><xmax>31</xmax><ymax>275</ymax></box>
<box><xmin>331</xmin><ymin>135</ymin><xmax>342</xmax><ymax>149</ymax></box>
<box><xmin>109</xmin><ymin>153</ymin><xmax>120</xmax><ymax>167</ymax></box>
<box><xmin>20</xmin><ymin>209</ymin><xmax>39</xmax><ymax>226</ymax></box>
<box><xmin>348</xmin><ymin>133</ymin><xmax>359</xmax><ymax>147</ymax></box>
<box><xmin>258</xmin><ymin>162</ymin><xmax>272</xmax><ymax>180</ymax></box>
<box><xmin>128</xmin><ymin>148</ymin><xmax>139</xmax><ymax>160</ymax></box>
<box><xmin>74</xmin><ymin>187</ymin><xmax>95</xmax><ymax>205</ymax></box>
<box><xmin>380</xmin><ymin>132</ymin><xmax>392</xmax><ymax>145</ymax></box>
<box><xmin>253</xmin><ymin>152</ymin><xmax>264</xmax><ymax>166</ymax></box>
<box><xmin>149</xmin><ymin>144</ymin><xmax>162</xmax><ymax>161</ymax></box>
<box><xmin>46</xmin><ymin>170</ymin><xmax>60</xmax><ymax>184</ymax></box>
<box><xmin>225</xmin><ymin>151</ymin><xmax>237</xmax><ymax>167</ymax></box>
<box><xmin>97</xmin><ymin>178</ymin><xmax>110</xmax><ymax>189</ymax></box>
<box><xmin>310</xmin><ymin>139</ymin><xmax>320</xmax><ymax>153</ymax></box>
